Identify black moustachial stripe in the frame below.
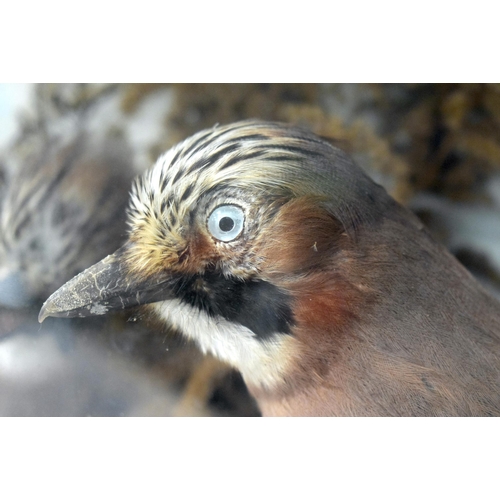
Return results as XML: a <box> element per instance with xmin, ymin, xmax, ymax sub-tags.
<box><xmin>172</xmin><ymin>270</ymin><xmax>295</xmax><ymax>340</ymax></box>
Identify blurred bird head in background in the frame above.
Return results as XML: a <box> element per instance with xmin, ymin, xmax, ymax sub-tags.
<box><xmin>39</xmin><ymin>120</ymin><xmax>500</xmax><ymax>416</ymax></box>
<box><xmin>0</xmin><ymin>132</ymin><xmax>134</xmax><ymax>307</ymax></box>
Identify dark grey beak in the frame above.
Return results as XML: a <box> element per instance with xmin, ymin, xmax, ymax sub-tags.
<box><xmin>38</xmin><ymin>245</ymin><xmax>174</xmax><ymax>323</ymax></box>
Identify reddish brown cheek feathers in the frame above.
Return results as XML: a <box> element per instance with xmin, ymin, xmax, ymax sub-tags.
<box><xmin>258</xmin><ymin>196</ymin><xmax>344</xmax><ymax>277</ymax></box>
<box><xmin>257</xmin><ymin>196</ymin><xmax>371</xmax><ymax>364</ymax></box>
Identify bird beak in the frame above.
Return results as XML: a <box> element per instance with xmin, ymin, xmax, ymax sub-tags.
<box><xmin>38</xmin><ymin>245</ymin><xmax>174</xmax><ymax>323</ymax></box>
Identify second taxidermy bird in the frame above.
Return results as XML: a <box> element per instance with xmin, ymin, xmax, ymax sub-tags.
<box><xmin>0</xmin><ymin>132</ymin><xmax>134</xmax><ymax>305</ymax></box>
<box><xmin>39</xmin><ymin>120</ymin><xmax>500</xmax><ymax>416</ymax></box>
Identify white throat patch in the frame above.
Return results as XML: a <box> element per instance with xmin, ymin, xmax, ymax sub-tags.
<box><xmin>153</xmin><ymin>299</ymin><xmax>294</xmax><ymax>390</ymax></box>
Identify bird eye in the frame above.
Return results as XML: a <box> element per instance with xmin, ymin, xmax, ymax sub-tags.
<box><xmin>207</xmin><ymin>205</ymin><xmax>245</xmax><ymax>242</ymax></box>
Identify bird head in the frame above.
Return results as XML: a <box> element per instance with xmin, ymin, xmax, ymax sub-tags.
<box><xmin>39</xmin><ymin>120</ymin><xmax>393</xmax><ymax>392</ymax></box>
<box><xmin>0</xmin><ymin>132</ymin><xmax>133</xmax><ymax>306</ymax></box>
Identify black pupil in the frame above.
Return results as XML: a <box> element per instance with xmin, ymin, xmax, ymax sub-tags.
<box><xmin>219</xmin><ymin>216</ymin><xmax>235</xmax><ymax>232</ymax></box>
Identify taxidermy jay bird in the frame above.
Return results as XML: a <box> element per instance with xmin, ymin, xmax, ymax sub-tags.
<box><xmin>39</xmin><ymin>120</ymin><xmax>500</xmax><ymax>416</ymax></box>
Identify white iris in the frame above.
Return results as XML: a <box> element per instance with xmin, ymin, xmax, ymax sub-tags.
<box><xmin>207</xmin><ymin>205</ymin><xmax>245</xmax><ymax>242</ymax></box>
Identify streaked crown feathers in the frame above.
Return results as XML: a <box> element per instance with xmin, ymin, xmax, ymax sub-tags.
<box><xmin>126</xmin><ymin>120</ymin><xmax>382</xmax><ymax>275</ymax></box>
